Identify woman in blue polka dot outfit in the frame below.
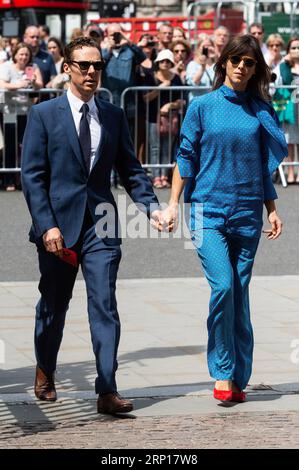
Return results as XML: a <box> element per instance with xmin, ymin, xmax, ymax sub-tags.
<box><xmin>162</xmin><ymin>35</ymin><xmax>288</xmax><ymax>403</ymax></box>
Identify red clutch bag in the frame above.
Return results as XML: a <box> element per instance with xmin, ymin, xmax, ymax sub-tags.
<box><xmin>61</xmin><ymin>248</ymin><xmax>78</xmax><ymax>268</ymax></box>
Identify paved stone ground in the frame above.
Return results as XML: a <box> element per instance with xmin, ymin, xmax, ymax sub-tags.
<box><xmin>1</xmin><ymin>410</ymin><xmax>299</xmax><ymax>449</ymax></box>
<box><xmin>1</xmin><ymin>276</ymin><xmax>299</xmax><ymax>449</ymax></box>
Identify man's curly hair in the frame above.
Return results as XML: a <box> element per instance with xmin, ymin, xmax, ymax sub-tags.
<box><xmin>64</xmin><ymin>36</ymin><xmax>102</xmax><ymax>63</ymax></box>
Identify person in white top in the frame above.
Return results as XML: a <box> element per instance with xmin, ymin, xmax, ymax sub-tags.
<box><xmin>0</xmin><ymin>42</ymin><xmax>43</xmax><ymax>191</ymax></box>
<box><xmin>186</xmin><ymin>35</ymin><xmax>216</xmax><ymax>102</ymax></box>
<box><xmin>264</xmin><ymin>34</ymin><xmax>284</xmax><ymax>71</ymax></box>
<box><xmin>0</xmin><ymin>42</ymin><xmax>43</xmax><ymax>91</ymax></box>
<box><xmin>47</xmin><ymin>37</ymin><xmax>64</xmax><ymax>74</ymax></box>
<box><xmin>0</xmin><ymin>36</ymin><xmax>8</xmax><ymax>64</ymax></box>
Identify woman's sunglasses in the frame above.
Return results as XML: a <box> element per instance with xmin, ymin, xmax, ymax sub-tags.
<box><xmin>70</xmin><ymin>60</ymin><xmax>105</xmax><ymax>71</ymax></box>
<box><xmin>174</xmin><ymin>49</ymin><xmax>187</xmax><ymax>54</ymax></box>
<box><xmin>229</xmin><ymin>55</ymin><xmax>257</xmax><ymax>68</ymax></box>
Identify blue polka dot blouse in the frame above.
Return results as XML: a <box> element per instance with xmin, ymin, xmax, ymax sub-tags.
<box><xmin>177</xmin><ymin>84</ymin><xmax>278</xmax><ymax>238</ymax></box>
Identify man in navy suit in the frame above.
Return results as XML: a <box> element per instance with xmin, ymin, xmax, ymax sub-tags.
<box><xmin>21</xmin><ymin>37</ymin><xmax>161</xmax><ymax>415</ymax></box>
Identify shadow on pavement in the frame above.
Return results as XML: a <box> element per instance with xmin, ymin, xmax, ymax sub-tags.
<box><xmin>118</xmin><ymin>344</ymin><xmax>207</xmax><ymax>364</ymax></box>
<box><xmin>1</xmin><ymin>360</ymin><xmax>299</xmax><ymax>440</ymax></box>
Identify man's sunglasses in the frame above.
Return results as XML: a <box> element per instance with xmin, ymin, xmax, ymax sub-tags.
<box><xmin>69</xmin><ymin>60</ymin><xmax>105</xmax><ymax>71</ymax></box>
<box><xmin>229</xmin><ymin>55</ymin><xmax>257</xmax><ymax>68</ymax></box>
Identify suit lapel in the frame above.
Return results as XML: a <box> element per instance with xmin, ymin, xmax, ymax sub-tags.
<box><xmin>58</xmin><ymin>93</ymin><xmax>87</xmax><ymax>175</ymax></box>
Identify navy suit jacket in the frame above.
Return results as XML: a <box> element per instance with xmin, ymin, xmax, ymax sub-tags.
<box><xmin>21</xmin><ymin>93</ymin><xmax>159</xmax><ymax>247</ymax></box>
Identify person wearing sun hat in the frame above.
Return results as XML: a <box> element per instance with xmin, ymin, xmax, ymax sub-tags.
<box><xmin>154</xmin><ymin>48</ymin><xmax>175</xmax><ymax>66</ymax></box>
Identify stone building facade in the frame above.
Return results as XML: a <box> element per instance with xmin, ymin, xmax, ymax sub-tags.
<box><xmin>136</xmin><ymin>0</ymin><xmax>190</xmax><ymax>17</ymax></box>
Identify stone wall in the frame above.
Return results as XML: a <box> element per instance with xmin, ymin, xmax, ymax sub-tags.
<box><xmin>136</xmin><ymin>0</ymin><xmax>187</xmax><ymax>17</ymax></box>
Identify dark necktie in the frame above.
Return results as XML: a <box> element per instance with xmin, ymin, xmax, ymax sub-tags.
<box><xmin>79</xmin><ymin>103</ymin><xmax>91</xmax><ymax>172</ymax></box>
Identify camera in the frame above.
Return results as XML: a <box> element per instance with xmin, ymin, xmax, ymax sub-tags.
<box><xmin>89</xmin><ymin>30</ymin><xmax>101</xmax><ymax>39</ymax></box>
<box><xmin>270</xmin><ymin>72</ymin><xmax>277</xmax><ymax>83</ymax></box>
<box><xmin>147</xmin><ymin>41</ymin><xmax>156</xmax><ymax>48</ymax></box>
<box><xmin>113</xmin><ymin>32</ymin><xmax>122</xmax><ymax>45</ymax></box>
<box><xmin>202</xmin><ymin>47</ymin><xmax>209</xmax><ymax>57</ymax></box>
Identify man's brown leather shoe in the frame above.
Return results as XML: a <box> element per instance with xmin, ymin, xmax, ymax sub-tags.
<box><xmin>34</xmin><ymin>365</ymin><xmax>57</xmax><ymax>402</ymax></box>
<box><xmin>97</xmin><ymin>392</ymin><xmax>133</xmax><ymax>414</ymax></box>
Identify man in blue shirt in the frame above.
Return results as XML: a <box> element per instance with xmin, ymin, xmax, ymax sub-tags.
<box><xmin>101</xmin><ymin>24</ymin><xmax>145</xmax><ymax>113</ymax></box>
<box><xmin>102</xmin><ymin>24</ymin><xmax>146</xmax><ymax>187</ymax></box>
<box><xmin>24</xmin><ymin>26</ymin><xmax>56</xmax><ymax>86</ymax></box>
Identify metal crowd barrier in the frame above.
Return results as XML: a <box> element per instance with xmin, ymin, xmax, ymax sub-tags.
<box><xmin>1</xmin><ymin>84</ymin><xmax>299</xmax><ymax>189</ymax></box>
<box><xmin>269</xmin><ymin>84</ymin><xmax>299</xmax><ymax>187</ymax></box>
<box><xmin>0</xmin><ymin>87</ymin><xmax>113</xmax><ymax>175</ymax></box>
<box><xmin>120</xmin><ymin>86</ymin><xmax>211</xmax><ymax>175</ymax></box>
<box><xmin>121</xmin><ymin>84</ymin><xmax>299</xmax><ymax>188</ymax></box>
<box><xmin>0</xmin><ymin>88</ymin><xmax>63</xmax><ymax>174</ymax></box>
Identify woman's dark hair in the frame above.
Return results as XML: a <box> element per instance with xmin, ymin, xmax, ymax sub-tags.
<box><xmin>151</xmin><ymin>47</ymin><xmax>157</xmax><ymax>62</ymax></box>
<box><xmin>213</xmin><ymin>34</ymin><xmax>271</xmax><ymax>100</ymax></box>
<box><xmin>48</xmin><ymin>37</ymin><xmax>64</xmax><ymax>57</ymax></box>
<box><xmin>286</xmin><ymin>36</ymin><xmax>299</xmax><ymax>53</ymax></box>
<box><xmin>139</xmin><ymin>33</ymin><xmax>157</xmax><ymax>61</ymax></box>
<box><xmin>64</xmin><ymin>36</ymin><xmax>102</xmax><ymax>63</ymax></box>
<box><xmin>12</xmin><ymin>42</ymin><xmax>33</xmax><ymax>64</ymax></box>
<box><xmin>284</xmin><ymin>37</ymin><xmax>299</xmax><ymax>67</ymax></box>
<box><xmin>40</xmin><ymin>25</ymin><xmax>50</xmax><ymax>36</ymax></box>
<box><xmin>153</xmin><ymin>61</ymin><xmax>160</xmax><ymax>72</ymax></box>
<box><xmin>170</xmin><ymin>38</ymin><xmax>192</xmax><ymax>57</ymax></box>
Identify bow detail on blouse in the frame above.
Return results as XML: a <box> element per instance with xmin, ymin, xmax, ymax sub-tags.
<box><xmin>220</xmin><ymin>84</ymin><xmax>288</xmax><ymax>174</ymax></box>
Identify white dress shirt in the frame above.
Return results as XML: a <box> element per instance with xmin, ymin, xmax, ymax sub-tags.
<box><xmin>67</xmin><ymin>88</ymin><xmax>101</xmax><ymax>171</ymax></box>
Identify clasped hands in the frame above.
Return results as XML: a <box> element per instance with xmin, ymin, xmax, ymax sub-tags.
<box><xmin>151</xmin><ymin>202</ymin><xmax>179</xmax><ymax>232</ymax></box>
<box><xmin>43</xmin><ymin>203</ymin><xmax>179</xmax><ymax>258</ymax></box>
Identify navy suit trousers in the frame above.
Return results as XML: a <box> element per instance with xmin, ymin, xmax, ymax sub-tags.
<box><xmin>35</xmin><ymin>211</ymin><xmax>122</xmax><ymax>395</ymax></box>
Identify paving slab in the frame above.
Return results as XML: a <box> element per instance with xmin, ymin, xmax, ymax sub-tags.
<box><xmin>0</xmin><ymin>276</ymin><xmax>299</xmax><ymax>448</ymax></box>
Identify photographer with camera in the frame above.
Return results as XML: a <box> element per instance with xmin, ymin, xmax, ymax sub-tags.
<box><xmin>186</xmin><ymin>35</ymin><xmax>216</xmax><ymax>102</ymax></box>
<box><xmin>137</xmin><ymin>34</ymin><xmax>157</xmax><ymax>73</ymax></box>
<box><xmin>101</xmin><ymin>24</ymin><xmax>146</xmax><ymax>186</ymax></box>
<box><xmin>84</xmin><ymin>24</ymin><xmax>105</xmax><ymax>49</ymax></box>
<box><xmin>101</xmin><ymin>24</ymin><xmax>146</xmax><ymax>110</ymax></box>
<box><xmin>135</xmin><ymin>34</ymin><xmax>158</xmax><ymax>163</ymax></box>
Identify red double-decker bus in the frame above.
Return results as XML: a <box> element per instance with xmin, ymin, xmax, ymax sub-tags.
<box><xmin>0</xmin><ymin>0</ymin><xmax>89</xmax><ymax>42</ymax></box>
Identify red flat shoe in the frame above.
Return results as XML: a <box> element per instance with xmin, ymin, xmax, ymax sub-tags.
<box><xmin>213</xmin><ymin>388</ymin><xmax>233</xmax><ymax>402</ymax></box>
<box><xmin>232</xmin><ymin>391</ymin><xmax>246</xmax><ymax>402</ymax></box>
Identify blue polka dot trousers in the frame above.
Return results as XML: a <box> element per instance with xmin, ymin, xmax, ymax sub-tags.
<box><xmin>195</xmin><ymin>229</ymin><xmax>260</xmax><ymax>391</ymax></box>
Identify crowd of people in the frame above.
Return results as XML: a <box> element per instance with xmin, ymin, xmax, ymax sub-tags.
<box><xmin>0</xmin><ymin>21</ymin><xmax>299</xmax><ymax>190</ymax></box>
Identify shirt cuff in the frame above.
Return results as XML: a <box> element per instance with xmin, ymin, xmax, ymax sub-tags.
<box><xmin>263</xmin><ymin>174</ymin><xmax>278</xmax><ymax>201</ymax></box>
<box><xmin>177</xmin><ymin>157</ymin><xmax>196</xmax><ymax>178</ymax></box>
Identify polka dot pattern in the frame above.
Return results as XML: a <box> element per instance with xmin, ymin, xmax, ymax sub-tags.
<box><xmin>194</xmin><ymin>228</ymin><xmax>259</xmax><ymax>391</ymax></box>
<box><xmin>177</xmin><ymin>85</ymin><xmax>278</xmax><ymax>238</ymax></box>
